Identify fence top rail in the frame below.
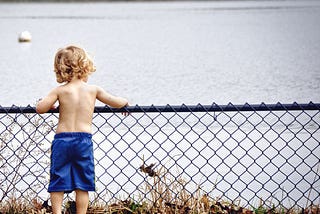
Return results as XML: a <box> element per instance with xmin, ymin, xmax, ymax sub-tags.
<box><xmin>0</xmin><ymin>102</ymin><xmax>319</xmax><ymax>114</ymax></box>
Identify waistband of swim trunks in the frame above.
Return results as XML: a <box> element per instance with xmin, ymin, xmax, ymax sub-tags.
<box><xmin>54</xmin><ymin>132</ymin><xmax>92</xmax><ymax>139</ymax></box>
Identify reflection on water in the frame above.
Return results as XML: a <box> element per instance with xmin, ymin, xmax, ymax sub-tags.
<box><xmin>0</xmin><ymin>0</ymin><xmax>319</xmax><ymax>106</ymax></box>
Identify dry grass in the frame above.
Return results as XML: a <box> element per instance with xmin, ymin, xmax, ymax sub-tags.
<box><xmin>0</xmin><ymin>197</ymin><xmax>49</xmax><ymax>214</ymax></box>
<box><xmin>0</xmin><ymin>161</ymin><xmax>319</xmax><ymax>214</ymax></box>
<box><xmin>1</xmin><ymin>196</ymin><xmax>319</xmax><ymax>214</ymax></box>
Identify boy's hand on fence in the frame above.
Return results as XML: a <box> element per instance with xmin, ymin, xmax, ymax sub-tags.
<box><xmin>37</xmin><ymin>98</ymin><xmax>56</xmax><ymax>110</ymax></box>
<box><xmin>121</xmin><ymin>103</ymin><xmax>130</xmax><ymax>116</ymax></box>
<box><xmin>50</xmin><ymin>105</ymin><xmax>57</xmax><ymax>110</ymax></box>
<box><xmin>121</xmin><ymin>111</ymin><xmax>130</xmax><ymax>116</ymax></box>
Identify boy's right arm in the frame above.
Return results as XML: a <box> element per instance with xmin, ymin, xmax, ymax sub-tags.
<box><xmin>96</xmin><ymin>86</ymin><xmax>128</xmax><ymax>108</ymax></box>
<box><xmin>36</xmin><ymin>88</ymin><xmax>58</xmax><ymax>114</ymax></box>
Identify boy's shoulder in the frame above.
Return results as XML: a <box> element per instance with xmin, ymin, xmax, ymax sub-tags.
<box><xmin>53</xmin><ymin>82</ymin><xmax>101</xmax><ymax>94</ymax></box>
<box><xmin>49</xmin><ymin>83</ymin><xmax>71</xmax><ymax>95</ymax></box>
<box><xmin>54</xmin><ymin>84</ymin><xmax>67</xmax><ymax>92</ymax></box>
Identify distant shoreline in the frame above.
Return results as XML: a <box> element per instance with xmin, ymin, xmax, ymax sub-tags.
<box><xmin>0</xmin><ymin>0</ymin><xmax>221</xmax><ymax>2</ymax></box>
<box><xmin>0</xmin><ymin>0</ymin><xmax>245</xmax><ymax>2</ymax></box>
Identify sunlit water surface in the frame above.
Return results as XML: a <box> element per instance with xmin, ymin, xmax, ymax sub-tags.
<box><xmin>0</xmin><ymin>0</ymin><xmax>319</xmax><ymax>106</ymax></box>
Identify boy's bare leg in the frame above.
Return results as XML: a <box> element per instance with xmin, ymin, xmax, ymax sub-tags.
<box><xmin>50</xmin><ymin>192</ymin><xmax>64</xmax><ymax>214</ymax></box>
<box><xmin>75</xmin><ymin>189</ymin><xmax>89</xmax><ymax>214</ymax></box>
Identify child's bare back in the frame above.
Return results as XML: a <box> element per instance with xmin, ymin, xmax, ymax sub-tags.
<box><xmin>38</xmin><ymin>77</ymin><xmax>128</xmax><ymax>133</ymax></box>
<box><xmin>54</xmin><ymin>78</ymin><xmax>97</xmax><ymax>133</ymax></box>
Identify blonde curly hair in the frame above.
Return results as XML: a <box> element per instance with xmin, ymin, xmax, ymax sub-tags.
<box><xmin>54</xmin><ymin>45</ymin><xmax>96</xmax><ymax>83</ymax></box>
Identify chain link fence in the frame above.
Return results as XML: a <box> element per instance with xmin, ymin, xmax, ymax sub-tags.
<box><xmin>0</xmin><ymin>102</ymin><xmax>319</xmax><ymax>210</ymax></box>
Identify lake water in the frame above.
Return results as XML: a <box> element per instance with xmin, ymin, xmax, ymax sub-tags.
<box><xmin>0</xmin><ymin>0</ymin><xmax>320</xmax><ymax>107</ymax></box>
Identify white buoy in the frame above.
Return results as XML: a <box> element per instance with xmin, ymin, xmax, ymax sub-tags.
<box><xmin>18</xmin><ymin>31</ymin><xmax>32</xmax><ymax>42</ymax></box>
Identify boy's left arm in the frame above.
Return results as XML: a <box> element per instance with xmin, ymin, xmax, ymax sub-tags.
<box><xmin>36</xmin><ymin>88</ymin><xmax>58</xmax><ymax>114</ymax></box>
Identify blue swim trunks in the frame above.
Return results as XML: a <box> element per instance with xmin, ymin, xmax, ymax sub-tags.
<box><xmin>48</xmin><ymin>132</ymin><xmax>95</xmax><ymax>193</ymax></box>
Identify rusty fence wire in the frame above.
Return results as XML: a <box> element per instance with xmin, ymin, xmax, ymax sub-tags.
<box><xmin>0</xmin><ymin>102</ymin><xmax>319</xmax><ymax>209</ymax></box>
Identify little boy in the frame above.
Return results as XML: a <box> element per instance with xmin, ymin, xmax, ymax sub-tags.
<box><xmin>36</xmin><ymin>45</ymin><xmax>129</xmax><ymax>214</ymax></box>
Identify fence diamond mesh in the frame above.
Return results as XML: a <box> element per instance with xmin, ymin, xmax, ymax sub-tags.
<box><xmin>0</xmin><ymin>103</ymin><xmax>319</xmax><ymax>210</ymax></box>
